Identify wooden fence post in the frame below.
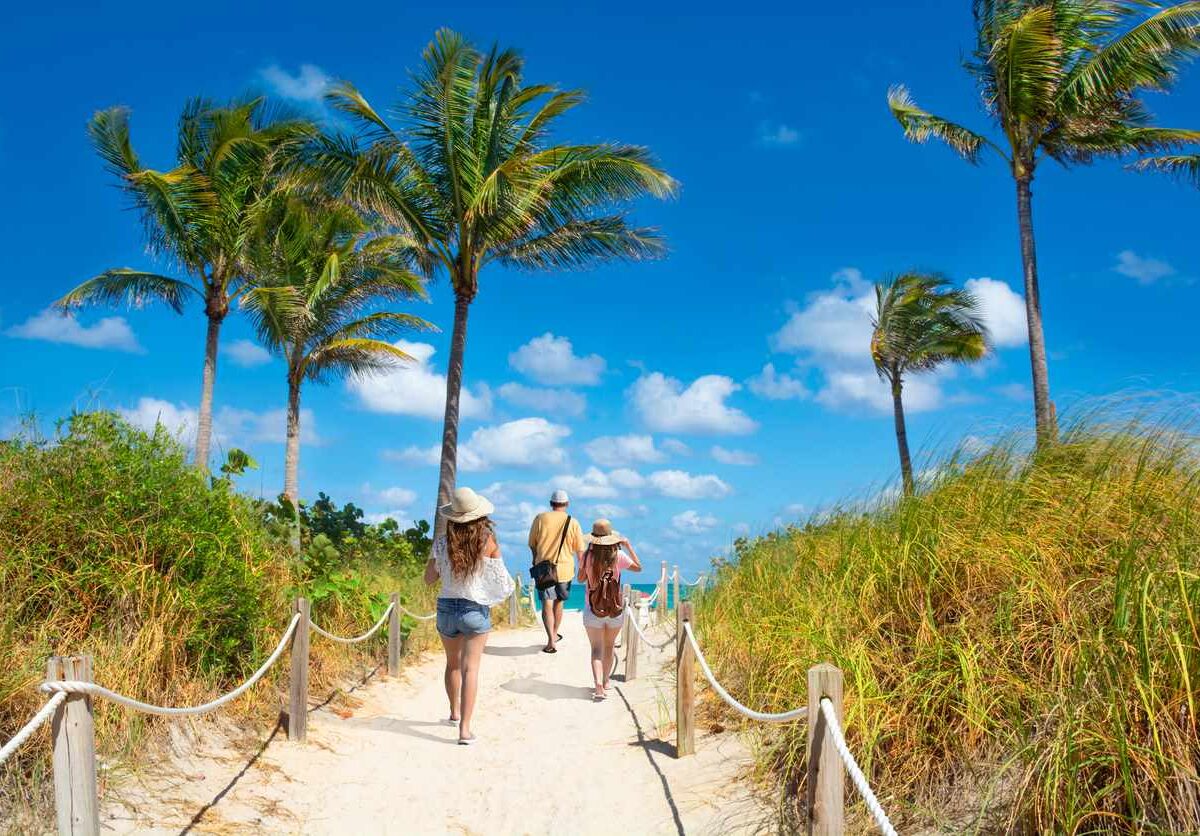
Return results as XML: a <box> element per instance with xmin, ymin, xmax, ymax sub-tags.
<box><xmin>624</xmin><ymin>587</ymin><xmax>639</xmax><ymax>682</ymax></box>
<box><xmin>675</xmin><ymin>602</ymin><xmax>695</xmax><ymax>758</ymax></box>
<box><xmin>288</xmin><ymin>597</ymin><xmax>310</xmax><ymax>742</ymax></box>
<box><xmin>806</xmin><ymin>663</ymin><xmax>844</xmax><ymax>836</ymax></box>
<box><xmin>673</xmin><ymin>565</ymin><xmax>681</xmax><ymax>613</ymax></box>
<box><xmin>387</xmin><ymin>592</ymin><xmax>401</xmax><ymax>676</ymax></box>
<box><xmin>658</xmin><ymin>561</ymin><xmax>667</xmax><ymax>624</ymax></box>
<box><xmin>527</xmin><ymin>575</ymin><xmax>538</xmax><ymax>619</ymax></box>
<box><xmin>509</xmin><ymin>574</ymin><xmax>519</xmax><ymax>627</ymax></box>
<box><xmin>47</xmin><ymin>656</ymin><xmax>99</xmax><ymax>836</ymax></box>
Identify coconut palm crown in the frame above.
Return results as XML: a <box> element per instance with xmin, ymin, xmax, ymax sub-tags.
<box><xmin>888</xmin><ymin>0</ymin><xmax>1200</xmax><ymax>444</ymax></box>
<box><xmin>313</xmin><ymin>28</ymin><xmax>678</xmax><ymax>532</ymax></box>
<box><xmin>872</xmin><ymin>273</ymin><xmax>990</xmax><ymax>494</ymax></box>
<box><xmin>57</xmin><ymin>99</ymin><xmax>316</xmax><ymax>469</ymax></box>
<box><xmin>241</xmin><ymin>198</ymin><xmax>434</xmax><ymax>506</ymax></box>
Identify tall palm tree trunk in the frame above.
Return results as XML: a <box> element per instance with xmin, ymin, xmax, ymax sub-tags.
<box><xmin>1014</xmin><ymin>176</ymin><xmax>1056</xmax><ymax>445</ymax></box>
<box><xmin>434</xmin><ymin>291</ymin><xmax>472</xmax><ymax>537</ymax></box>
<box><xmin>285</xmin><ymin>374</ymin><xmax>303</xmax><ymax>552</ymax></box>
<box><xmin>194</xmin><ymin>312</ymin><xmax>224</xmax><ymax>471</ymax></box>
<box><xmin>891</xmin><ymin>377</ymin><xmax>915</xmax><ymax>495</ymax></box>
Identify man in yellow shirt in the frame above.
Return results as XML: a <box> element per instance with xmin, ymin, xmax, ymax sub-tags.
<box><xmin>528</xmin><ymin>489</ymin><xmax>585</xmax><ymax>653</ymax></box>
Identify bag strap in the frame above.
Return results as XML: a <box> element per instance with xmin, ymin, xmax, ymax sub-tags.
<box><xmin>555</xmin><ymin>515</ymin><xmax>572</xmax><ymax>561</ymax></box>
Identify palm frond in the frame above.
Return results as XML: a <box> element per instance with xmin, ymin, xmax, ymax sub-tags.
<box><xmin>55</xmin><ymin>270</ymin><xmax>200</xmax><ymax>313</ymax></box>
<box><xmin>887</xmin><ymin>85</ymin><xmax>1005</xmax><ymax>164</ymax></box>
<box><xmin>493</xmin><ymin>216</ymin><xmax>666</xmax><ymax>271</ymax></box>
<box><xmin>1132</xmin><ymin>153</ymin><xmax>1200</xmax><ymax>187</ymax></box>
<box><xmin>302</xmin><ymin>338</ymin><xmax>414</xmax><ymax>383</ymax></box>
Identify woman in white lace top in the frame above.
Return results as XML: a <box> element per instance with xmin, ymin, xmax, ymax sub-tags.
<box><xmin>423</xmin><ymin>487</ymin><xmax>503</xmax><ymax>745</ymax></box>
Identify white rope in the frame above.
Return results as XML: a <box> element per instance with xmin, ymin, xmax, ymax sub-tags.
<box><xmin>625</xmin><ymin>605</ymin><xmax>675</xmax><ymax>651</ymax></box>
<box><xmin>682</xmin><ymin>622</ymin><xmax>807</xmax><ymax>723</ymax></box>
<box><xmin>683</xmin><ymin>574</ymin><xmax>707</xmax><ymax>587</ymax></box>
<box><xmin>0</xmin><ymin>692</ymin><xmax>67</xmax><ymax>768</ymax></box>
<box><xmin>40</xmin><ymin>614</ymin><xmax>301</xmax><ymax>716</ymax></box>
<box><xmin>310</xmin><ymin>602</ymin><xmax>394</xmax><ymax>644</ymax></box>
<box><xmin>645</xmin><ymin>587</ymin><xmax>660</xmax><ymax>606</ymax></box>
<box><xmin>819</xmin><ymin>697</ymin><xmax>897</xmax><ymax>836</ymax></box>
<box><xmin>398</xmin><ymin>605</ymin><xmax>437</xmax><ymax>622</ymax></box>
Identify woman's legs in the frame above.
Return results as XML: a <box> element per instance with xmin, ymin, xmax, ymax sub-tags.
<box><xmin>601</xmin><ymin>624</ymin><xmax>622</xmax><ymax>689</ymax></box>
<box><xmin>439</xmin><ymin>633</ymin><xmax>464</xmax><ymax>720</ymax></box>
<box><xmin>586</xmin><ymin>625</ymin><xmax>606</xmax><ymax>697</ymax></box>
<box><xmin>458</xmin><ymin>631</ymin><xmax>489</xmax><ymax>740</ymax></box>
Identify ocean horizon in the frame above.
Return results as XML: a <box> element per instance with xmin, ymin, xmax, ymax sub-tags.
<box><xmin>531</xmin><ymin>581</ymin><xmax>695</xmax><ymax>612</ymax></box>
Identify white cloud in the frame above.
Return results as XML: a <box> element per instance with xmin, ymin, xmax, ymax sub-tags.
<box><xmin>671</xmin><ymin>510</ymin><xmax>718</xmax><ymax>534</ymax></box>
<box><xmin>7</xmin><ymin>309</ymin><xmax>143</xmax><ymax>353</ymax></box>
<box><xmin>629</xmin><ymin>372</ymin><xmax>757</xmax><ymax>435</ymax></box>
<box><xmin>964</xmin><ymin>277</ymin><xmax>1027</xmax><ymax>348</ymax></box>
<box><xmin>661</xmin><ymin>438</ymin><xmax>691</xmax><ymax>457</ymax></box>
<box><xmin>497</xmin><ymin>383</ymin><xmax>585</xmax><ymax>417</ymax></box>
<box><xmin>1114</xmin><ymin>250</ymin><xmax>1175</xmax><ymax>285</ymax></box>
<box><xmin>770</xmin><ymin>268</ymin><xmax>874</xmax><ymax>359</ymax></box>
<box><xmin>711</xmin><ymin>445</ymin><xmax>759</xmax><ymax>466</ymax></box>
<box><xmin>647</xmin><ymin>469</ymin><xmax>732</xmax><ymax>500</ymax></box>
<box><xmin>118</xmin><ymin>397</ymin><xmax>320</xmax><ymax>446</ymax></box>
<box><xmin>583</xmin><ymin>434</ymin><xmax>666</xmax><ymax>466</ymax></box>
<box><xmin>758</xmin><ymin>122</ymin><xmax>801</xmax><ymax>147</ymax></box>
<box><xmin>364</xmin><ymin>485</ymin><xmax>418</xmax><ymax>508</ymax></box>
<box><xmin>994</xmin><ymin>382</ymin><xmax>1031</xmax><ymax>401</ymax></box>
<box><xmin>509</xmin><ymin>333</ymin><xmax>605</xmax><ymax>386</ymax></box>
<box><xmin>347</xmin><ymin>340</ymin><xmax>492</xmax><ymax>420</ymax></box>
<box><xmin>747</xmin><ymin>362</ymin><xmax>810</xmax><ymax>400</ymax></box>
<box><xmin>390</xmin><ymin>417</ymin><xmax>570</xmax><ymax>473</ymax></box>
<box><xmin>226</xmin><ymin>339</ymin><xmax>272</xmax><ymax>367</ymax></box>
<box><xmin>816</xmin><ymin>369</ymin><xmax>944</xmax><ymax>414</ymax></box>
<box><xmin>261</xmin><ymin>63</ymin><xmax>332</xmax><ymax>103</ymax></box>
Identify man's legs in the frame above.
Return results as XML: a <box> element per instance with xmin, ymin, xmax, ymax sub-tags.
<box><xmin>553</xmin><ymin>598</ymin><xmax>566</xmax><ymax>641</ymax></box>
<box><xmin>541</xmin><ymin>591</ymin><xmax>557</xmax><ymax>652</ymax></box>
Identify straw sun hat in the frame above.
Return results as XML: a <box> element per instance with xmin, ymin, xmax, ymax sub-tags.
<box><xmin>440</xmin><ymin>487</ymin><xmax>495</xmax><ymax>523</ymax></box>
<box><xmin>588</xmin><ymin>518</ymin><xmax>623</xmax><ymax>546</ymax></box>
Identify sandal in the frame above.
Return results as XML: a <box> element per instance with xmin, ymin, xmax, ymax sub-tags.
<box><xmin>542</xmin><ymin>646</ymin><xmax>557</xmax><ymax>654</ymax></box>
<box><xmin>458</xmin><ymin>734</ymin><xmax>478</xmax><ymax>746</ymax></box>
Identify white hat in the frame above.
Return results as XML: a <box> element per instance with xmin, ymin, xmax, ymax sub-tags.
<box><xmin>440</xmin><ymin>487</ymin><xmax>495</xmax><ymax>524</ymax></box>
<box><xmin>550</xmin><ymin>489</ymin><xmax>570</xmax><ymax>505</ymax></box>
<box><xmin>587</xmin><ymin>518</ymin><xmax>622</xmax><ymax>546</ymax></box>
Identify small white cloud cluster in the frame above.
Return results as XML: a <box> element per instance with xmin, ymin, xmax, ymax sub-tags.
<box><xmin>7</xmin><ymin>309</ymin><xmax>143</xmax><ymax>353</ymax></box>
<box><xmin>118</xmin><ymin>397</ymin><xmax>320</xmax><ymax>446</ymax></box>
<box><xmin>509</xmin><ymin>333</ymin><xmax>605</xmax><ymax>386</ymax></box>
<box><xmin>628</xmin><ymin>372</ymin><xmax>757</xmax><ymax>435</ymax></box>
<box><xmin>392</xmin><ymin>417</ymin><xmax>570</xmax><ymax>472</ymax></box>
<box><xmin>347</xmin><ymin>340</ymin><xmax>492</xmax><ymax>420</ymax></box>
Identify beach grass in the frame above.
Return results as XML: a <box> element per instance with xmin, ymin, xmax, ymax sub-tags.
<box><xmin>694</xmin><ymin>406</ymin><xmax>1200</xmax><ymax>832</ymax></box>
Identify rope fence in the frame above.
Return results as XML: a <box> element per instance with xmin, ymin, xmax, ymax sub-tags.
<box><xmin>7</xmin><ymin>567</ymin><xmax>896</xmax><ymax>835</ymax></box>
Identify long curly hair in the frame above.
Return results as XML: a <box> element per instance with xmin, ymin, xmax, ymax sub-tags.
<box><xmin>586</xmin><ymin>543</ymin><xmax>619</xmax><ymax>585</ymax></box>
<box><xmin>446</xmin><ymin>517</ymin><xmax>495</xmax><ymax>579</ymax></box>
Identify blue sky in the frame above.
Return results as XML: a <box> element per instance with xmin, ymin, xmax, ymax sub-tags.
<box><xmin>3</xmin><ymin>1</ymin><xmax>1198</xmax><ymax>576</ymax></box>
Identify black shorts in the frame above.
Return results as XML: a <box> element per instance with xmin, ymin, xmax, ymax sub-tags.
<box><xmin>539</xmin><ymin>581</ymin><xmax>572</xmax><ymax>602</ymax></box>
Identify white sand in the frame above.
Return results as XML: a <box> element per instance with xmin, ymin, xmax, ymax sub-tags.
<box><xmin>102</xmin><ymin>612</ymin><xmax>774</xmax><ymax>835</ymax></box>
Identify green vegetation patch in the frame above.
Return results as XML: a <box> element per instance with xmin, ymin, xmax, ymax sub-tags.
<box><xmin>697</xmin><ymin>418</ymin><xmax>1200</xmax><ymax>832</ymax></box>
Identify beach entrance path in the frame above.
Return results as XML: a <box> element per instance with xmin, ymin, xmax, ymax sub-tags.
<box><xmin>103</xmin><ymin>612</ymin><xmax>772</xmax><ymax>835</ymax></box>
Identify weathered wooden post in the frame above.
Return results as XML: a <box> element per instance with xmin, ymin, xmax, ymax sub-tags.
<box><xmin>288</xmin><ymin>597</ymin><xmax>310</xmax><ymax>742</ymax></box>
<box><xmin>624</xmin><ymin>587</ymin><xmax>639</xmax><ymax>682</ymax></box>
<box><xmin>657</xmin><ymin>561</ymin><xmax>667</xmax><ymax>624</ymax></box>
<box><xmin>47</xmin><ymin>656</ymin><xmax>99</xmax><ymax>836</ymax></box>
<box><xmin>527</xmin><ymin>575</ymin><xmax>538</xmax><ymax>619</ymax></box>
<box><xmin>806</xmin><ymin>663</ymin><xmax>844</xmax><ymax>835</ymax></box>
<box><xmin>509</xmin><ymin>574</ymin><xmax>519</xmax><ymax>626</ymax></box>
<box><xmin>387</xmin><ymin>592</ymin><xmax>401</xmax><ymax>676</ymax></box>
<box><xmin>675</xmin><ymin>602</ymin><xmax>695</xmax><ymax>758</ymax></box>
<box><xmin>672</xmin><ymin>564</ymin><xmax>681</xmax><ymax>613</ymax></box>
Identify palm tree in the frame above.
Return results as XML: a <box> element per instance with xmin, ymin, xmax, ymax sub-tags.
<box><xmin>311</xmin><ymin>29</ymin><xmax>678</xmax><ymax>533</ymax></box>
<box><xmin>57</xmin><ymin>99</ymin><xmax>315</xmax><ymax>469</ymax></box>
<box><xmin>887</xmin><ymin>0</ymin><xmax>1200</xmax><ymax>444</ymax></box>
<box><xmin>241</xmin><ymin>198</ymin><xmax>433</xmax><ymax>509</ymax></box>
<box><xmin>871</xmin><ymin>273</ymin><xmax>989</xmax><ymax>495</ymax></box>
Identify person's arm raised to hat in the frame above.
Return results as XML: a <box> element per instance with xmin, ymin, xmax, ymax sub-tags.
<box><xmin>577</xmin><ymin>545</ymin><xmax>591</xmax><ymax>582</ymax></box>
<box><xmin>423</xmin><ymin>537</ymin><xmax>443</xmax><ymax>585</ymax></box>
<box><xmin>485</xmin><ymin>533</ymin><xmax>502</xmax><ymax>560</ymax></box>
<box><xmin>621</xmin><ymin>538</ymin><xmax>643</xmax><ymax>573</ymax></box>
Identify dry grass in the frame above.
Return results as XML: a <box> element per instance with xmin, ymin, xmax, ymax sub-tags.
<box><xmin>695</xmin><ymin>411</ymin><xmax>1200</xmax><ymax>833</ymax></box>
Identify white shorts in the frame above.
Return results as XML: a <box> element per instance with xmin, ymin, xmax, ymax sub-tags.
<box><xmin>582</xmin><ymin>608</ymin><xmax>625</xmax><ymax>630</ymax></box>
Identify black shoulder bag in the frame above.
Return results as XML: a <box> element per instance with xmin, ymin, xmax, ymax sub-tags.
<box><xmin>531</xmin><ymin>516</ymin><xmax>571</xmax><ymax>591</ymax></box>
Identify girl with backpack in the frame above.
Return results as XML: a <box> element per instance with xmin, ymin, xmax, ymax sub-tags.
<box><xmin>577</xmin><ymin>519</ymin><xmax>642</xmax><ymax>700</ymax></box>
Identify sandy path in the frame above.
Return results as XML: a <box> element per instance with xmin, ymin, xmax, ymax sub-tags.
<box><xmin>103</xmin><ymin>612</ymin><xmax>772</xmax><ymax>835</ymax></box>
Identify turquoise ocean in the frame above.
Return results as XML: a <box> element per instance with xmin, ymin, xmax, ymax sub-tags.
<box><xmin>531</xmin><ymin>581</ymin><xmax>696</xmax><ymax>612</ymax></box>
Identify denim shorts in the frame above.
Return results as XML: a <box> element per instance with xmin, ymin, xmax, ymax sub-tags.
<box><xmin>436</xmin><ymin>597</ymin><xmax>492</xmax><ymax>638</ymax></box>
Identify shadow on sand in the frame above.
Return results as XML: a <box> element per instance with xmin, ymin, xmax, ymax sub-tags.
<box><xmin>484</xmin><ymin>644</ymin><xmax>544</xmax><ymax>657</ymax></box>
<box><xmin>500</xmin><ymin>673</ymin><xmax>595</xmax><ymax>701</ymax></box>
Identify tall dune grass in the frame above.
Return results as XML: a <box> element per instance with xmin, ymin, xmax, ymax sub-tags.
<box><xmin>696</xmin><ymin>413</ymin><xmax>1200</xmax><ymax>832</ymax></box>
<box><xmin>0</xmin><ymin>413</ymin><xmax>434</xmax><ymax>822</ymax></box>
